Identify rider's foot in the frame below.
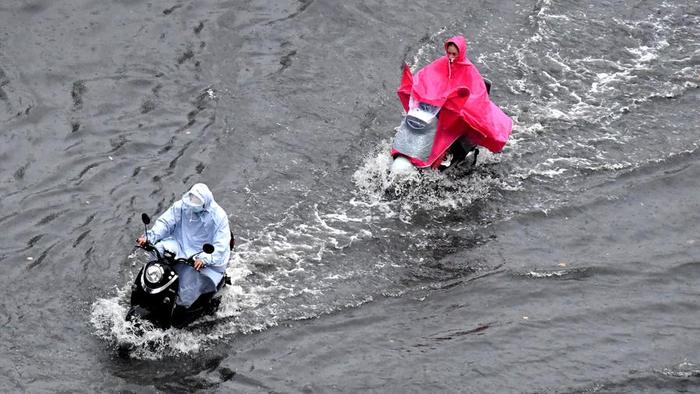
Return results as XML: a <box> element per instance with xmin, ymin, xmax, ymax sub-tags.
<box><xmin>440</xmin><ymin>153</ymin><xmax>453</xmax><ymax>168</ymax></box>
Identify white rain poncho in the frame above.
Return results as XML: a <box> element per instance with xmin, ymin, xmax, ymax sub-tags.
<box><xmin>145</xmin><ymin>183</ymin><xmax>231</xmax><ymax>307</ymax></box>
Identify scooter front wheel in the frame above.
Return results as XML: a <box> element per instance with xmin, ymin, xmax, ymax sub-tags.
<box><xmin>125</xmin><ymin>305</ymin><xmax>150</xmax><ymax>321</ymax></box>
<box><xmin>390</xmin><ymin>155</ymin><xmax>418</xmax><ymax>176</ymax></box>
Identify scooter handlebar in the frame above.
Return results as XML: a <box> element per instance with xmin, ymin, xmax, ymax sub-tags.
<box><xmin>137</xmin><ymin>240</ymin><xmax>163</xmax><ymax>260</ymax></box>
<box><xmin>136</xmin><ymin>241</ymin><xmax>208</xmax><ymax>268</ymax></box>
<box><xmin>173</xmin><ymin>256</ymin><xmax>202</xmax><ymax>267</ymax></box>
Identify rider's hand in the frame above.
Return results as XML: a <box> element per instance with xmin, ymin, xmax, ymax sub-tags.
<box><xmin>194</xmin><ymin>259</ymin><xmax>205</xmax><ymax>271</ymax></box>
<box><xmin>137</xmin><ymin>235</ymin><xmax>147</xmax><ymax>246</ymax></box>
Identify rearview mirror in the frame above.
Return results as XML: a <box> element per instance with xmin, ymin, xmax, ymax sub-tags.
<box><xmin>141</xmin><ymin>213</ymin><xmax>151</xmax><ymax>225</ymax></box>
<box><xmin>202</xmin><ymin>243</ymin><xmax>215</xmax><ymax>254</ymax></box>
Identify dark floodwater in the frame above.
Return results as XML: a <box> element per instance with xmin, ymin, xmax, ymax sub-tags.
<box><xmin>1</xmin><ymin>0</ymin><xmax>699</xmax><ymax>392</ymax></box>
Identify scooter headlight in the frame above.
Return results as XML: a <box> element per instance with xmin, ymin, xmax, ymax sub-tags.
<box><xmin>145</xmin><ymin>264</ymin><xmax>164</xmax><ymax>284</ymax></box>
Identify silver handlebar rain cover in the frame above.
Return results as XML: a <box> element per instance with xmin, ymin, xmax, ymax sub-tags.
<box><xmin>392</xmin><ymin>102</ymin><xmax>440</xmax><ymax>163</ymax></box>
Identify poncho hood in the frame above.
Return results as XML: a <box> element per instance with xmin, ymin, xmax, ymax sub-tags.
<box><xmin>182</xmin><ymin>183</ymin><xmax>214</xmax><ymax>210</ymax></box>
<box><xmin>445</xmin><ymin>35</ymin><xmax>468</xmax><ymax>64</ymax></box>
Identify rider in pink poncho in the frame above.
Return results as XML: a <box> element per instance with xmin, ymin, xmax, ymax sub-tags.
<box><xmin>394</xmin><ymin>35</ymin><xmax>512</xmax><ymax>168</ymax></box>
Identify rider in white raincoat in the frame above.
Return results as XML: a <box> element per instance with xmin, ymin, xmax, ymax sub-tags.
<box><xmin>141</xmin><ymin>183</ymin><xmax>231</xmax><ymax>308</ymax></box>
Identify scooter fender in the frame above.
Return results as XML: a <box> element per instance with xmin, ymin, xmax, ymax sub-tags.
<box><xmin>129</xmin><ymin>263</ymin><xmax>179</xmax><ymax>325</ymax></box>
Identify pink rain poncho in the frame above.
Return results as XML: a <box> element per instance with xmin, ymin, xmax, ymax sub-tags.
<box><xmin>394</xmin><ymin>35</ymin><xmax>512</xmax><ymax>168</ymax></box>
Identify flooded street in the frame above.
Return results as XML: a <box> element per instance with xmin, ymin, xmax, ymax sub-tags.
<box><xmin>1</xmin><ymin>0</ymin><xmax>699</xmax><ymax>391</ymax></box>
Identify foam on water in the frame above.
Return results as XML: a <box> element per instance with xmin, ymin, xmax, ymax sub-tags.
<box><xmin>352</xmin><ymin>138</ymin><xmax>507</xmax><ymax>215</ymax></box>
<box><xmin>478</xmin><ymin>1</ymin><xmax>699</xmax><ymax>198</ymax></box>
<box><xmin>659</xmin><ymin>360</ymin><xmax>700</xmax><ymax>378</ymax></box>
<box><xmin>90</xmin><ymin>288</ymin><xmax>203</xmax><ymax>359</ymax></box>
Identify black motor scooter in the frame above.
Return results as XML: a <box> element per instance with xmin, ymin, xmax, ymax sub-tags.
<box><xmin>125</xmin><ymin>213</ymin><xmax>232</xmax><ymax>329</ymax></box>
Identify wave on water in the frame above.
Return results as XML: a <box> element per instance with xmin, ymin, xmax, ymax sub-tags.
<box><xmin>659</xmin><ymin>360</ymin><xmax>700</xmax><ymax>378</ymax></box>
<box><xmin>89</xmin><ymin>250</ymin><xmax>258</xmax><ymax>359</ymax></box>
<box><xmin>520</xmin><ymin>267</ymin><xmax>594</xmax><ymax>281</ymax></box>
<box><xmin>352</xmin><ymin>138</ymin><xmax>512</xmax><ymax>220</ymax></box>
<box><xmin>479</xmin><ymin>0</ymin><xmax>699</xmax><ymax>188</ymax></box>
